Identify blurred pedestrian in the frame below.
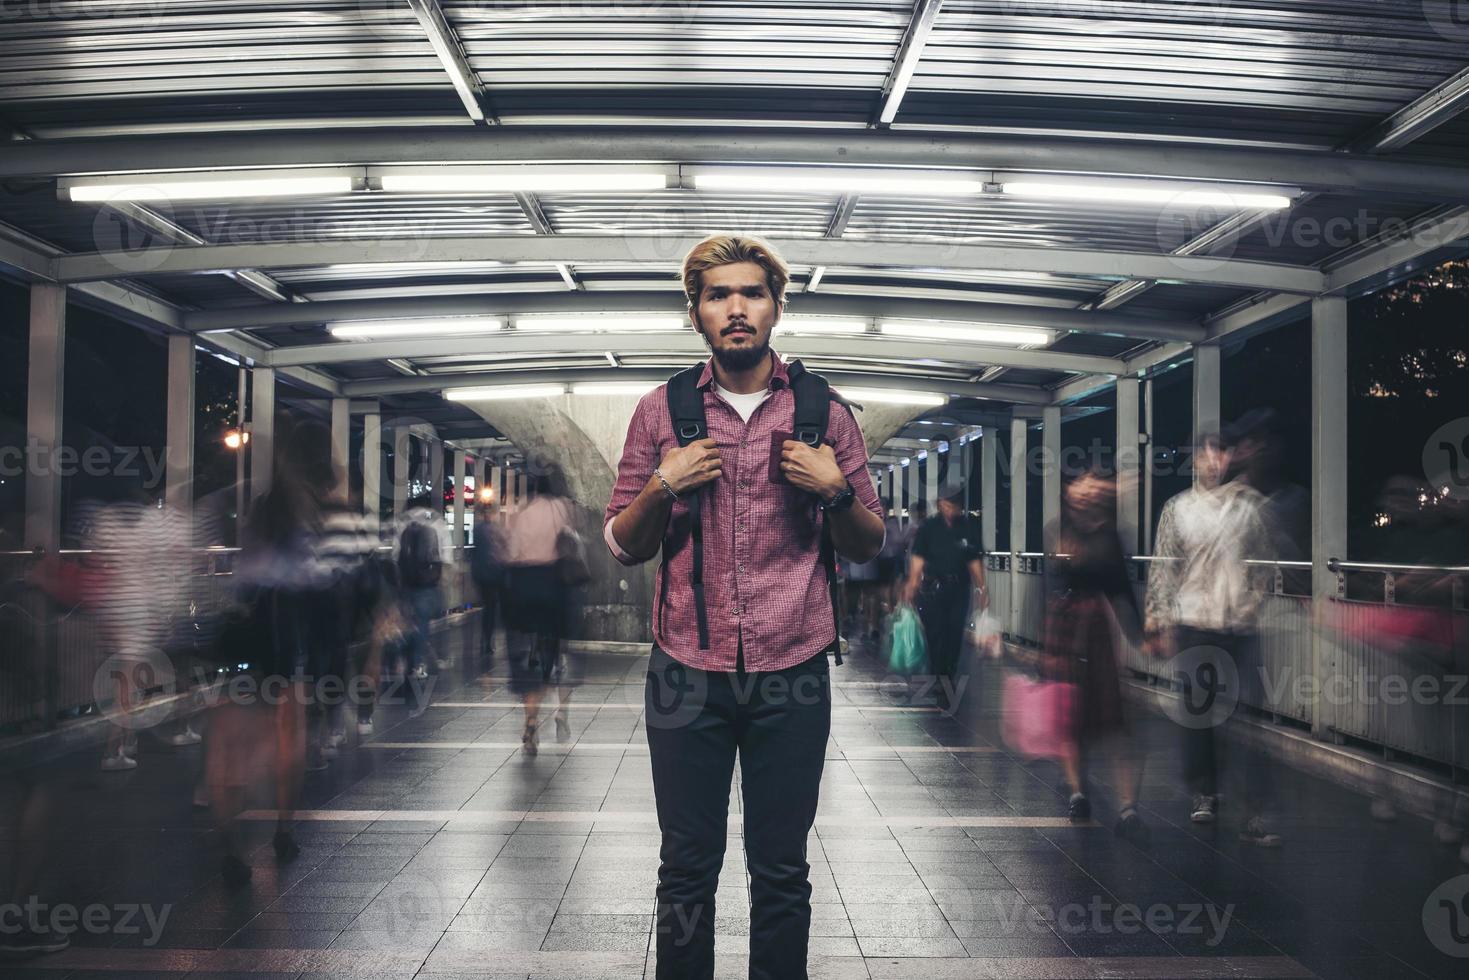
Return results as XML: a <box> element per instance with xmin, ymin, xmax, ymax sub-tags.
<box><xmin>470</xmin><ymin>499</ymin><xmax>506</xmax><ymax>676</ymax></box>
<box><xmin>901</xmin><ymin>487</ymin><xmax>986</xmax><ymax>710</ymax></box>
<box><xmin>395</xmin><ymin>494</ymin><xmax>450</xmax><ymax>680</ymax></box>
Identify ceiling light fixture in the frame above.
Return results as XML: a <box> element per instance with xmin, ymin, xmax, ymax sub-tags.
<box><xmin>330</xmin><ymin>318</ymin><xmax>503</xmax><ymax>339</ymax></box>
<box><xmin>446</xmin><ymin>384</ymin><xmax>566</xmax><ymax>402</ymax></box>
<box><xmin>880</xmin><ymin>320</ymin><xmax>1051</xmax><ymax>346</ymax></box>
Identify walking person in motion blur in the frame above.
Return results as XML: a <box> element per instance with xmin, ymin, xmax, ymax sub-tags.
<box><xmin>1145</xmin><ymin>429</ymin><xmax>1280</xmax><ymax>845</ymax></box>
<box><xmin>901</xmin><ymin>487</ymin><xmax>987</xmax><ymax>711</ymax></box>
<box><xmin>502</xmin><ymin>466</ymin><xmax>577</xmax><ymax>754</ymax></box>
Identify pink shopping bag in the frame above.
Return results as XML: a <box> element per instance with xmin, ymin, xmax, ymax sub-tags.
<box><xmin>1001</xmin><ymin>671</ymin><xmax>1079</xmax><ymax>761</ymax></box>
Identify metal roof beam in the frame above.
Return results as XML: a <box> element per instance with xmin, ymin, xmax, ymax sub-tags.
<box><xmin>341</xmin><ymin>367</ymin><xmax>1053</xmax><ymax>405</ymax></box>
<box><xmin>406</xmin><ymin>0</ymin><xmax>496</xmax><ymax>125</ymax></box>
<box><xmin>55</xmin><ymin>235</ymin><xmax>1326</xmax><ymax>294</ymax></box>
<box><xmin>874</xmin><ymin>0</ymin><xmax>943</xmax><ymax>127</ymax></box>
<box><xmin>1352</xmin><ymin>65</ymin><xmax>1469</xmax><ymax>154</ymax></box>
<box><xmin>185</xmin><ymin>288</ymin><xmax>1203</xmax><ymax>342</ymax></box>
<box><xmin>6</xmin><ymin>128</ymin><xmax>1469</xmax><ymax>202</ymax></box>
<box><xmin>265</xmin><ymin>331</ymin><xmax>1123</xmax><ymax>375</ymax></box>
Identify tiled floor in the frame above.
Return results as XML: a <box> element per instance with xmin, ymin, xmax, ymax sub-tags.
<box><xmin>2</xmin><ymin>627</ymin><xmax>1466</xmax><ymax>979</ymax></box>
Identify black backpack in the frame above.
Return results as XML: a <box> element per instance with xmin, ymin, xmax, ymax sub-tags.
<box><xmin>665</xmin><ymin>359</ymin><xmax>844</xmax><ymax>664</ymax></box>
<box><xmin>397</xmin><ymin>519</ymin><xmax>443</xmax><ymax>589</ymax></box>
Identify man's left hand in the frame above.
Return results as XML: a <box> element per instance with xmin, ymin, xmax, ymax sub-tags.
<box><xmin>781</xmin><ymin>441</ymin><xmax>846</xmax><ymax>501</ymax></box>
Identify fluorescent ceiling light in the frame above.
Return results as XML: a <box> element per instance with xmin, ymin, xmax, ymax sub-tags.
<box><xmin>516</xmin><ymin>316</ymin><xmax>685</xmax><ymax>333</ymax></box>
<box><xmin>880</xmin><ymin>320</ymin><xmax>1051</xmax><ymax>346</ymax></box>
<box><xmin>692</xmin><ymin>168</ymin><xmax>985</xmax><ymax>196</ymax></box>
<box><xmin>835</xmin><ymin>387</ymin><xmax>946</xmax><ymax>407</ymax></box>
<box><xmin>446</xmin><ymin>384</ymin><xmax>566</xmax><ymax>402</ymax></box>
<box><xmin>570</xmin><ymin>382</ymin><xmax>660</xmax><ymax>396</ymax></box>
<box><xmin>63</xmin><ymin>172</ymin><xmax>355</xmax><ymax>202</ymax></box>
<box><xmin>378</xmin><ymin>169</ymin><xmax>669</xmax><ymax>193</ymax></box>
<box><xmin>779</xmin><ymin>317</ymin><xmax>867</xmax><ymax>335</ymax></box>
<box><xmin>1000</xmin><ymin>181</ymin><xmax>1292</xmax><ymax>210</ymax></box>
<box><xmin>330</xmin><ymin>318</ymin><xmax>503</xmax><ymax>339</ymax></box>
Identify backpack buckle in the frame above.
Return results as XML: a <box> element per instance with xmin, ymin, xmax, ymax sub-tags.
<box><xmin>798</xmin><ymin>430</ymin><xmax>820</xmax><ymax>447</ymax></box>
<box><xmin>678</xmin><ymin>423</ymin><xmax>703</xmax><ymax>441</ymax></box>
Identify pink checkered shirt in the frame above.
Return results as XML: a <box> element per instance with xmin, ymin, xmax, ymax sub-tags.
<box><xmin>604</xmin><ymin>353</ymin><xmax>883</xmax><ymax>672</ymax></box>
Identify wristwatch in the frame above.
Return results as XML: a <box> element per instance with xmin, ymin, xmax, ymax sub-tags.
<box><xmin>820</xmin><ymin>481</ymin><xmax>856</xmax><ymax>513</ymax></box>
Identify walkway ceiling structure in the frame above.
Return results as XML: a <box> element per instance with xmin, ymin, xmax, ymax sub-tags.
<box><xmin>2</xmin><ymin>1</ymin><xmax>1468</xmax><ymax>450</ymax></box>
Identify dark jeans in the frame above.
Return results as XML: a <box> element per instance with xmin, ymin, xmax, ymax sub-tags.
<box><xmin>918</xmin><ymin>577</ymin><xmax>969</xmax><ymax>691</ymax></box>
<box><xmin>476</xmin><ymin>584</ymin><xmax>500</xmax><ymax>671</ymax></box>
<box><xmin>645</xmin><ymin>646</ymin><xmax>831</xmax><ymax>980</ymax></box>
<box><xmin>402</xmin><ymin>586</ymin><xmax>441</xmax><ymax>671</ymax></box>
<box><xmin>1176</xmin><ymin>627</ymin><xmax>1272</xmax><ymax>815</ymax></box>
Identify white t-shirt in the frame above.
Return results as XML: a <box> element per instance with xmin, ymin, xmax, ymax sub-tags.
<box><xmin>714</xmin><ymin>382</ymin><xmax>771</xmax><ymax>423</ymax></box>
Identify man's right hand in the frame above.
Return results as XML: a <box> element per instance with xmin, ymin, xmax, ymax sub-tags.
<box><xmin>657</xmin><ymin>438</ymin><xmax>722</xmax><ymax>495</ymax></box>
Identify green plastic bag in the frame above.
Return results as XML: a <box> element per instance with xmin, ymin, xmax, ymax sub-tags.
<box><xmin>887</xmin><ymin>603</ymin><xmax>928</xmax><ymax>675</ymax></box>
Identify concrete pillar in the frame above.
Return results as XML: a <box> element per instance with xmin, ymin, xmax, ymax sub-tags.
<box><xmin>1312</xmin><ymin>296</ymin><xmax>1348</xmax><ymax>739</ymax></box>
<box><xmin>429</xmin><ymin>436</ymin><xmax>445</xmax><ymax>507</ymax></box>
<box><xmin>164</xmin><ymin>335</ymin><xmax>195</xmax><ymax>531</ymax></box>
<box><xmin>1116</xmin><ymin>377</ymin><xmax>1140</xmax><ymax>557</ymax></box>
<box><xmin>981</xmin><ymin>428</ymin><xmax>997</xmax><ymax>553</ymax></box>
<box><xmin>363</xmin><ymin>412</ymin><xmax>382</xmax><ymax>530</ymax></box>
<box><xmin>24</xmin><ymin>283</ymin><xmax>65</xmax><ymax>554</ymax></box>
<box><xmin>925</xmin><ymin>446</ymin><xmax>939</xmax><ymax>509</ymax></box>
<box><xmin>1009</xmin><ymin>415</ymin><xmax>1027</xmax><ymax>555</ymax></box>
<box><xmin>1143</xmin><ymin>376</ymin><xmax>1155</xmax><ymax>553</ymax></box>
<box><xmin>249</xmin><ymin>367</ymin><xmax>275</xmax><ymax>505</ymax></box>
<box><xmin>330</xmin><ymin>396</ymin><xmax>350</xmax><ymax>493</ymax></box>
<box><xmin>452</xmin><ymin>448</ymin><xmax>467</xmax><ymax>551</ymax></box>
<box><xmin>392</xmin><ymin>426</ymin><xmax>409</xmax><ymax>518</ymax></box>
<box><xmin>1192</xmin><ymin>343</ymin><xmax>1221</xmax><ymax>470</ymax></box>
<box><xmin>234</xmin><ymin>367</ymin><xmax>247</xmax><ymax>544</ymax></box>
<box><xmin>497</xmin><ymin>460</ymin><xmax>509</xmax><ymax>522</ymax></box>
<box><xmin>960</xmin><ymin>437</ymin><xmax>974</xmax><ymax>513</ymax></box>
<box><xmin>906</xmin><ymin>455</ymin><xmax>921</xmax><ymax>523</ymax></box>
<box><xmin>1041</xmin><ymin>405</ymin><xmax>1061</xmax><ymax>551</ymax></box>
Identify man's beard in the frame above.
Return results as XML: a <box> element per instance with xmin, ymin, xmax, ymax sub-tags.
<box><xmin>705</xmin><ymin>331</ymin><xmax>771</xmax><ymax>373</ymax></box>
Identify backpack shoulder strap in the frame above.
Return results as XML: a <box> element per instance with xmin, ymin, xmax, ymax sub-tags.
<box><xmin>664</xmin><ymin>365</ymin><xmax>712</xmax><ymax>649</ymax></box>
<box><xmin>787</xmin><ymin>359</ymin><xmax>845</xmax><ymax>665</ymax></box>
<box><xmin>786</xmin><ymin>359</ymin><xmax>831</xmax><ymax>449</ymax></box>
<box><xmin>666</xmin><ymin>364</ymin><xmax>708</xmax><ymax>447</ymax></box>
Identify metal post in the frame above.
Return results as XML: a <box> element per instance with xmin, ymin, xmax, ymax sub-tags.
<box><xmin>1143</xmin><ymin>376</ymin><xmax>1155</xmax><ymax>554</ymax></box>
<box><xmin>1116</xmin><ymin>377</ymin><xmax>1141</xmax><ymax>557</ymax></box>
<box><xmin>497</xmin><ymin>460</ymin><xmax>509</xmax><ymax>523</ymax></box>
<box><xmin>452</xmin><ymin>448</ymin><xmax>467</xmax><ymax>551</ymax></box>
<box><xmin>363</xmin><ymin>411</ymin><xmax>381</xmax><ymax>531</ymax></box>
<box><xmin>24</xmin><ymin>284</ymin><xmax>66</xmax><ymax>555</ymax></box>
<box><xmin>1009</xmin><ymin>414</ymin><xmax>1027</xmax><ymax>556</ymax></box>
<box><xmin>392</xmin><ymin>426</ymin><xmax>410</xmax><ymax>519</ymax></box>
<box><xmin>249</xmin><ymin>366</ymin><xmax>275</xmax><ymax>505</ymax></box>
<box><xmin>234</xmin><ymin>366</ymin><xmax>247</xmax><ymax>543</ymax></box>
<box><xmin>925</xmin><ymin>445</ymin><xmax>939</xmax><ymax>509</ymax></box>
<box><xmin>24</xmin><ymin>284</ymin><xmax>65</xmax><ymax>728</ymax></box>
<box><xmin>907</xmin><ymin>454</ymin><xmax>921</xmax><ymax>523</ymax></box>
<box><xmin>981</xmin><ymin>428</ymin><xmax>997</xmax><ymax>553</ymax></box>
<box><xmin>429</xmin><ymin>435</ymin><xmax>445</xmax><ymax>508</ymax></box>
<box><xmin>165</xmin><ymin>335</ymin><xmax>195</xmax><ymax>548</ymax></box>
<box><xmin>1041</xmin><ymin>405</ymin><xmax>1061</xmax><ymax>552</ymax></box>
<box><xmin>1192</xmin><ymin>343</ymin><xmax>1221</xmax><ymax>477</ymax></box>
<box><xmin>961</xmin><ymin>436</ymin><xmax>974</xmax><ymax>514</ymax></box>
<box><xmin>1312</xmin><ymin>296</ymin><xmax>1348</xmax><ymax>740</ymax></box>
<box><xmin>330</xmin><ymin>396</ymin><xmax>350</xmax><ymax>494</ymax></box>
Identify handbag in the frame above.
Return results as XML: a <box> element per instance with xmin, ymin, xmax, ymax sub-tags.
<box><xmin>1001</xmin><ymin>670</ymin><xmax>1079</xmax><ymax>760</ymax></box>
<box><xmin>555</xmin><ymin>526</ymin><xmax>592</xmax><ymax>587</ymax></box>
<box><xmin>886</xmin><ymin>603</ymin><xmax>928</xmax><ymax>675</ymax></box>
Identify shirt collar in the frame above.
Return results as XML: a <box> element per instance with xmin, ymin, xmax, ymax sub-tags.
<box><xmin>696</xmin><ymin>350</ymin><xmax>790</xmax><ymax>391</ymax></box>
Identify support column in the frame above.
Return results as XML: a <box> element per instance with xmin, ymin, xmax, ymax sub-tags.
<box><xmin>925</xmin><ymin>446</ymin><xmax>939</xmax><ymax>508</ymax></box>
<box><xmin>392</xmin><ymin>426</ymin><xmax>409</xmax><ymax>519</ymax></box>
<box><xmin>1192</xmin><ymin>343</ymin><xmax>1221</xmax><ymax>465</ymax></box>
<box><xmin>1116</xmin><ymin>377</ymin><xmax>1141</xmax><ymax>557</ymax></box>
<box><xmin>363</xmin><ymin>412</ymin><xmax>381</xmax><ymax>530</ymax></box>
<box><xmin>249</xmin><ymin>367</ymin><xmax>275</xmax><ymax>505</ymax></box>
<box><xmin>980</xmin><ymin>428</ymin><xmax>997</xmax><ymax>553</ymax></box>
<box><xmin>452</xmin><ymin>448</ymin><xmax>467</xmax><ymax>551</ymax></box>
<box><xmin>906</xmin><ymin>456</ymin><xmax>921</xmax><ymax>523</ymax></box>
<box><xmin>164</xmin><ymin>335</ymin><xmax>195</xmax><ymax>530</ymax></box>
<box><xmin>429</xmin><ymin>435</ymin><xmax>445</xmax><ymax>507</ymax></box>
<box><xmin>234</xmin><ymin>367</ymin><xmax>247</xmax><ymax>543</ymax></box>
<box><xmin>497</xmin><ymin>460</ymin><xmax>509</xmax><ymax>522</ymax></box>
<box><xmin>960</xmin><ymin>436</ymin><xmax>974</xmax><ymax>513</ymax></box>
<box><xmin>1041</xmin><ymin>405</ymin><xmax>1061</xmax><ymax>550</ymax></box>
<box><xmin>1009</xmin><ymin>415</ymin><xmax>1027</xmax><ymax>555</ymax></box>
<box><xmin>1143</xmin><ymin>376</ymin><xmax>1155</xmax><ymax>553</ymax></box>
<box><xmin>1311</xmin><ymin>296</ymin><xmax>1348</xmax><ymax>739</ymax></box>
<box><xmin>330</xmin><ymin>396</ymin><xmax>350</xmax><ymax>493</ymax></box>
<box><xmin>24</xmin><ymin>283</ymin><xmax>65</xmax><ymax>555</ymax></box>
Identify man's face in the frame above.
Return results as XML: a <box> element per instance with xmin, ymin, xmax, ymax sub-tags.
<box><xmin>937</xmin><ymin>499</ymin><xmax>962</xmax><ymax>524</ymax></box>
<box><xmin>691</xmin><ymin>261</ymin><xmax>781</xmax><ymax>371</ymax></box>
<box><xmin>1194</xmin><ymin>442</ymin><xmax>1231</xmax><ymax>489</ymax></box>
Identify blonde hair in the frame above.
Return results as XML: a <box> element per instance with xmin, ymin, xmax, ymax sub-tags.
<box><xmin>680</xmin><ymin>235</ymin><xmax>790</xmax><ymax>309</ymax></box>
